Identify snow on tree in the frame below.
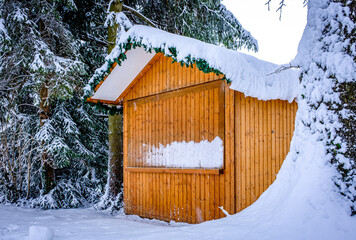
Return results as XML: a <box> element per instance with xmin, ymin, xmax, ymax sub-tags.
<box><xmin>261</xmin><ymin>0</ymin><xmax>355</xmax><ymax>216</ymax></box>
<box><xmin>0</xmin><ymin>0</ymin><xmax>109</xmax><ymax>208</ymax></box>
<box><xmin>290</xmin><ymin>0</ymin><xmax>355</xmax><ymax>214</ymax></box>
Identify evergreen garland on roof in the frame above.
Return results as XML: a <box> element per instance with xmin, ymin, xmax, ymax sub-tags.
<box><xmin>84</xmin><ymin>35</ymin><xmax>230</xmax><ymax>114</ymax></box>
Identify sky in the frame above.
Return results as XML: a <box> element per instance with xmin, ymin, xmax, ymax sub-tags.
<box><xmin>223</xmin><ymin>0</ymin><xmax>307</xmax><ymax>65</ymax></box>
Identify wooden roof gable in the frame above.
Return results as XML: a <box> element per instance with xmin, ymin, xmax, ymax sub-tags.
<box><xmin>87</xmin><ymin>47</ymin><xmax>158</xmax><ymax>105</ymax></box>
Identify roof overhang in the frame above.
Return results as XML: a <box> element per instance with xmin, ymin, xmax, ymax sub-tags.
<box><xmin>87</xmin><ymin>47</ymin><xmax>156</xmax><ymax>105</ymax></box>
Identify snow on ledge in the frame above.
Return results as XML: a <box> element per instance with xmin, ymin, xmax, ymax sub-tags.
<box><xmin>143</xmin><ymin>137</ymin><xmax>224</xmax><ymax>169</ymax></box>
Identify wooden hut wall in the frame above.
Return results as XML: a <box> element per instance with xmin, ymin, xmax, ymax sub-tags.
<box><xmin>123</xmin><ymin>53</ymin><xmax>222</xmax><ymax>101</ymax></box>
<box><xmin>122</xmin><ymin>54</ymin><xmax>297</xmax><ymax>223</ymax></box>
<box><xmin>234</xmin><ymin>93</ymin><xmax>298</xmax><ymax>212</ymax></box>
<box><xmin>123</xmin><ymin>54</ymin><xmax>234</xmax><ymax>223</ymax></box>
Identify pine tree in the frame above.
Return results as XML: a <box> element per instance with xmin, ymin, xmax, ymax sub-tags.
<box><xmin>0</xmin><ymin>0</ymin><xmax>86</xmax><ymax>194</ymax></box>
<box><xmin>0</xmin><ymin>0</ymin><xmax>109</xmax><ymax>208</ymax></box>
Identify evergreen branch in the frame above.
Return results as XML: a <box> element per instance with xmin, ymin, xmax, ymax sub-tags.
<box><xmin>200</xmin><ymin>2</ymin><xmax>219</xmax><ymax>14</ymax></box>
<box><xmin>178</xmin><ymin>6</ymin><xmax>189</xmax><ymax>18</ymax></box>
<box><xmin>201</xmin><ymin>3</ymin><xmax>237</xmax><ymax>32</ymax></box>
<box><xmin>200</xmin><ymin>2</ymin><xmax>258</xmax><ymax>51</ymax></box>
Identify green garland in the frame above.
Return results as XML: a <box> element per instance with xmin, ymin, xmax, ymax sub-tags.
<box><xmin>84</xmin><ymin>35</ymin><xmax>231</xmax><ymax>114</ymax></box>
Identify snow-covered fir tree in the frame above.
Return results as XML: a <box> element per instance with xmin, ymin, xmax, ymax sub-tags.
<box><xmin>0</xmin><ymin>0</ymin><xmax>109</xmax><ymax>208</ymax></box>
<box><xmin>290</xmin><ymin>0</ymin><xmax>355</xmax><ymax>214</ymax></box>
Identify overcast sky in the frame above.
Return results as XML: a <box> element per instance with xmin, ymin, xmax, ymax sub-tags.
<box><xmin>222</xmin><ymin>0</ymin><xmax>307</xmax><ymax>65</ymax></box>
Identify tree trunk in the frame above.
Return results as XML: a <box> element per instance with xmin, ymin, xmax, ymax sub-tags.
<box><xmin>37</xmin><ymin>10</ymin><xmax>55</xmax><ymax>194</ymax></box>
<box><xmin>107</xmin><ymin>0</ymin><xmax>123</xmax><ymax>197</ymax></box>
<box><xmin>108</xmin><ymin>1</ymin><xmax>122</xmax><ymax>53</ymax></box>
<box><xmin>108</xmin><ymin>114</ymin><xmax>123</xmax><ymax>196</ymax></box>
<box><xmin>39</xmin><ymin>84</ymin><xmax>55</xmax><ymax>194</ymax></box>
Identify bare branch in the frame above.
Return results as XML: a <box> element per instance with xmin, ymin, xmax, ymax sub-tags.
<box><xmin>122</xmin><ymin>4</ymin><xmax>158</xmax><ymax>28</ymax></box>
<box><xmin>78</xmin><ymin>34</ymin><xmax>109</xmax><ymax>47</ymax></box>
<box><xmin>267</xmin><ymin>64</ymin><xmax>300</xmax><ymax>76</ymax></box>
<box><xmin>265</xmin><ymin>0</ymin><xmax>272</xmax><ymax>11</ymax></box>
<box><xmin>276</xmin><ymin>0</ymin><xmax>286</xmax><ymax>20</ymax></box>
<box><xmin>94</xmin><ymin>114</ymin><xmax>108</xmax><ymax>118</ymax></box>
<box><xmin>18</xmin><ymin>103</ymin><xmax>41</xmax><ymax>111</ymax></box>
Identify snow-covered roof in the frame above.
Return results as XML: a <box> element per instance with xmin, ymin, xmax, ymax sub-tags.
<box><xmin>86</xmin><ymin>25</ymin><xmax>299</xmax><ymax>104</ymax></box>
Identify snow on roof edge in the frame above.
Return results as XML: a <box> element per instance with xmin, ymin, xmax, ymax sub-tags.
<box><xmin>85</xmin><ymin>25</ymin><xmax>299</xmax><ymax>103</ymax></box>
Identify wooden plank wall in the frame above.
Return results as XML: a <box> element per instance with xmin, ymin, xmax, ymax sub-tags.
<box><xmin>234</xmin><ymin>92</ymin><xmax>297</xmax><ymax>212</ymax></box>
<box><xmin>123</xmin><ymin>54</ymin><xmax>221</xmax><ymax>101</ymax></box>
<box><xmin>126</xmin><ymin>81</ymin><xmax>224</xmax><ymax>168</ymax></box>
<box><xmin>123</xmin><ymin>55</ymin><xmax>236</xmax><ymax>223</ymax></box>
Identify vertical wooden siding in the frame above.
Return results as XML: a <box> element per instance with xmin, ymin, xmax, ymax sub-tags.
<box><xmin>124</xmin><ymin>80</ymin><xmax>235</xmax><ymax>223</ymax></box>
<box><xmin>123</xmin><ymin>54</ymin><xmax>222</xmax><ymax>101</ymax></box>
<box><xmin>123</xmin><ymin>56</ymin><xmax>237</xmax><ymax>223</ymax></box>
<box><xmin>126</xmin><ymin>81</ymin><xmax>224</xmax><ymax>168</ymax></box>
<box><xmin>234</xmin><ymin>92</ymin><xmax>297</xmax><ymax>212</ymax></box>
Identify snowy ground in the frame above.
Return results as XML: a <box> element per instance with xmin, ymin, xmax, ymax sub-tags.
<box><xmin>0</xmin><ymin>205</ymin><xmax>185</xmax><ymax>240</ymax></box>
<box><xmin>1</xmin><ymin>202</ymin><xmax>355</xmax><ymax>240</ymax></box>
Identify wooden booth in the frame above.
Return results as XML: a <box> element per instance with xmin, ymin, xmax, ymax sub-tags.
<box><xmin>87</xmin><ymin>26</ymin><xmax>298</xmax><ymax>224</ymax></box>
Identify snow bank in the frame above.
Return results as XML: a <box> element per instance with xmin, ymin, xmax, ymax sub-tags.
<box><xmin>86</xmin><ymin>25</ymin><xmax>299</xmax><ymax>103</ymax></box>
<box><xmin>28</xmin><ymin>226</ymin><xmax>54</xmax><ymax>240</ymax></box>
<box><xmin>143</xmin><ymin>137</ymin><xmax>223</xmax><ymax>169</ymax></box>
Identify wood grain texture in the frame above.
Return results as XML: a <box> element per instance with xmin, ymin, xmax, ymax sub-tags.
<box><xmin>234</xmin><ymin>92</ymin><xmax>297</xmax><ymax>212</ymax></box>
<box><xmin>124</xmin><ymin>55</ymin><xmax>222</xmax><ymax>101</ymax></box>
<box><xmin>125</xmin><ymin>167</ymin><xmax>223</xmax><ymax>174</ymax></box>
<box><xmin>124</xmin><ymin>77</ymin><xmax>227</xmax><ymax>223</ymax></box>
